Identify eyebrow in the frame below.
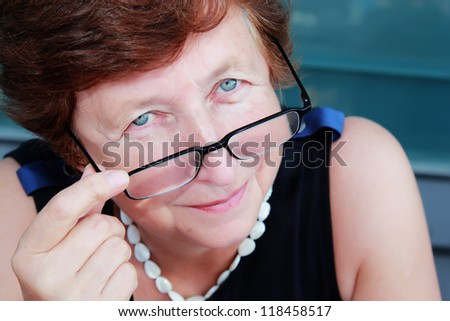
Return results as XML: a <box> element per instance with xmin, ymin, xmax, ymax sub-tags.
<box><xmin>205</xmin><ymin>57</ymin><xmax>246</xmax><ymax>84</ymax></box>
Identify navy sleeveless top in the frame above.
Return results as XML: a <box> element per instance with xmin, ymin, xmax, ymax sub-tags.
<box><xmin>5</xmin><ymin>107</ymin><xmax>345</xmax><ymax>300</ymax></box>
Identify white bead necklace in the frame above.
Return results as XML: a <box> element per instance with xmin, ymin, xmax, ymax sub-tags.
<box><xmin>120</xmin><ymin>188</ymin><xmax>272</xmax><ymax>301</ymax></box>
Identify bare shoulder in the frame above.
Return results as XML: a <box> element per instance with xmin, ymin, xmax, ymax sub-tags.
<box><xmin>0</xmin><ymin>157</ymin><xmax>36</xmax><ymax>300</ymax></box>
<box><xmin>329</xmin><ymin>117</ymin><xmax>441</xmax><ymax>300</ymax></box>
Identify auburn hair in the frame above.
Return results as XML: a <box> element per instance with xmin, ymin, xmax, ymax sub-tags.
<box><xmin>0</xmin><ymin>0</ymin><xmax>292</xmax><ymax>168</ymax></box>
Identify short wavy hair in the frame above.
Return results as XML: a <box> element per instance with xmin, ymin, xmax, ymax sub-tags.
<box><xmin>1</xmin><ymin>0</ymin><xmax>292</xmax><ymax>168</ymax></box>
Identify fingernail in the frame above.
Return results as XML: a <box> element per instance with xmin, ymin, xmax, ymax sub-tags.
<box><xmin>82</xmin><ymin>164</ymin><xmax>94</xmax><ymax>177</ymax></box>
<box><xmin>105</xmin><ymin>170</ymin><xmax>129</xmax><ymax>189</ymax></box>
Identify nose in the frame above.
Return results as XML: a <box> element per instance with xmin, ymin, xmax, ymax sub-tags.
<box><xmin>179</xmin><ymin>107</ymin><xmax>239</xmax><ymax>186</ymax></box>
<box><xmin>194</xmin><ymin>145</ymin><xmax>239</xmax><ymax>187</ymax></box>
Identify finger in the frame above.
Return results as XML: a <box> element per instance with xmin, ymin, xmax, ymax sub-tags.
<box><xmin>81</xmin><ymin>164</ymin><xmax>107</xmax><ymax>215</ymax></box>
<box><xmin>101</xmin><ymin>262</ymin><xmax>138</xmax><ymax>301</ymax></box>
<box><xmin>81</xmin><ymin>164</ymin><xmax>96</xmax><ymax>178</ymax></box>
<box><xmin>20</xmin><ymin>169</ymin><xmax>129</xmax><ymax>253</ymax></box>
<box><xmin>77</xmin><ymin>236</ymin><xmax>132</xmax><ymax>293</ymax></box>
<box><xmin>49</xmin><ymin>214</ymin><xmax>126</xmax><ymax>273</ymax></box>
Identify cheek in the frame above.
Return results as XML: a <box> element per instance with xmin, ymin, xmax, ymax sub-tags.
<box><xmin>100</xmin><ymin>140</ymin><xmax>161</xmax><ymax>171</ymax></box>
<box><xmin>113</xmin><ymin>192</ymin><xmax>178</xmax><ymax>231</ymax></box>
<box><xmin>220</xmin><ymin>88</ymin><xmax>280</xmax><ymax>129</ymax></box>
<box><xmin>249</xmin><ymin>91</ymin><xmax>281</xmax><ymax>119</ymax></box>
<box><xmin>254</xmin><ymin>147</ymin><xmax>282</xmax><ymax>192</ymax></box>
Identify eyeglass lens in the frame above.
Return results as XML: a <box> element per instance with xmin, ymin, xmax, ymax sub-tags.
<box><xmin>126</xmin><ymin>110</ymin><xmax>301</xmax><ymax>199</ymax></box>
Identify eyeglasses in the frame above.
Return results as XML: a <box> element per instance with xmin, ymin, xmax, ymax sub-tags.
<box><xmin>67</xmin><ymin>37</ymin><xmax>312</xmax><ymax>200</ymax></box>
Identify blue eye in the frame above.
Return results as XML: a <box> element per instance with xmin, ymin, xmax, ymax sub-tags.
<box><xmin>132</xmin><ymin>113</ymin><xmax>153</xmax><ymax>126</ymax></box>
<box><xmin>219</xmin><ymin>79</ymin><xmax>238</xmax><ymax>92</ymax></box>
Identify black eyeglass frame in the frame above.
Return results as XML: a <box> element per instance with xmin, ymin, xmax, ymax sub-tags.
<box><xmin>66</xmin><ymin>37</ymin><xmax>312</xmax><ymax>200</ymax></box>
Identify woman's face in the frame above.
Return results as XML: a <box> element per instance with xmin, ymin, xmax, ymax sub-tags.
<box><xmin>74</xmin><ymin>10</ymin><xmax>283</xmax><ymax>249</ymax></box>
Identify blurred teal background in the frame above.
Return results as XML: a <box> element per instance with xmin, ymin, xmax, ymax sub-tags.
<box><xmin>1</xmin><ymin>0</ymin><xmax>450</xmax><ymax>299</ymax></box>
<box><xmin>290</xmin><ymin>0</ymin><xmax>450</xmax><ymax>175</ymax></box>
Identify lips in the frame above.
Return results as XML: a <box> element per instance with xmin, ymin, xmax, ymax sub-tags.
<box><xmin>187</xmin><ymin>183</ymin><xmax>247</xmax><ymax>214</ymax></box>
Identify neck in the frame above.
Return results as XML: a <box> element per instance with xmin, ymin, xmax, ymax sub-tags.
<box><xmin>130</xmin><ymin>230</ymin><xmax>240</xmax><ymax>300</ymax></box>
<box><xmin>138</xmin><ymin>226</ymin><xmax>239</xmax><ymax>278</ymax></box>
<box><xmin>131</xmin><ymin>249</ymin><xmax>236</xmax><ymax>300</ymax></box>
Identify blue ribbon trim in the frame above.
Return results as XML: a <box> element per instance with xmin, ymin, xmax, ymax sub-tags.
<box><xmin>294</xmin><ymin>106</ymin><xmax>345</xmax><ymax>142</ymax></box>
<box><xmin>17</xmin><ymin>159</ymin><xmax>78</xmax><ymax>195</ymax></box>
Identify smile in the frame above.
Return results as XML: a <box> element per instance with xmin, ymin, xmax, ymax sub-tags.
<box><xmin>187</xmin><ymin>183</ymin><xmax>247</xmax><ymax>214</ymax></box>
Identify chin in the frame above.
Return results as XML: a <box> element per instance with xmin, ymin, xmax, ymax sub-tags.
<box><xmin>181</xmin><ymin>206</ymin><xmax>259</xmax><ymax>250</ymax></box>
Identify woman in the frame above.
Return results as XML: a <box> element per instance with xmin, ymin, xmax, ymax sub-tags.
<box><xmin>0</xmin><ymin>0</ymin><xmax>441</xmax><ymax>300</ymax></box>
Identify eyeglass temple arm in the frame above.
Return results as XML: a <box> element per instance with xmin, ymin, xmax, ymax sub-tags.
<box><xmin>65</xmin><ymin>127</ymin><xmax>102</xmax><ymax>173</ymax></box>
<box><xmin>270</xmin><ymin>36</ymin><xmax>312</xmax><ymax>109</ymax></box>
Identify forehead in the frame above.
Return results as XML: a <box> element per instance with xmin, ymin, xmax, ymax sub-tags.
<box><xmin>79</xmin><ymin>9</ymin><xmax>263</xmax><ymax>93</ymax></box>
<box><xmin>182</xmin><ymin>9</ymin><xmax>262</xmax><ymax>67</ymax></box>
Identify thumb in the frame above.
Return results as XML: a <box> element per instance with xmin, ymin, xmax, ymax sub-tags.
<box><xmin>82</xmin><ymin>164</ymin><xmax>119</xmax><ymax>215</ymax></box>
<box><xmin>81</xmin><ymin>163</ymin><xmax>96</xmax><ymax>178</ymax></box>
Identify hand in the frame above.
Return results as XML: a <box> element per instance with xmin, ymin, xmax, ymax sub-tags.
<box><xmin>11</xmin><ymin>165</ymin><xmax>138</xmax><ymax>300</ymax></box>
